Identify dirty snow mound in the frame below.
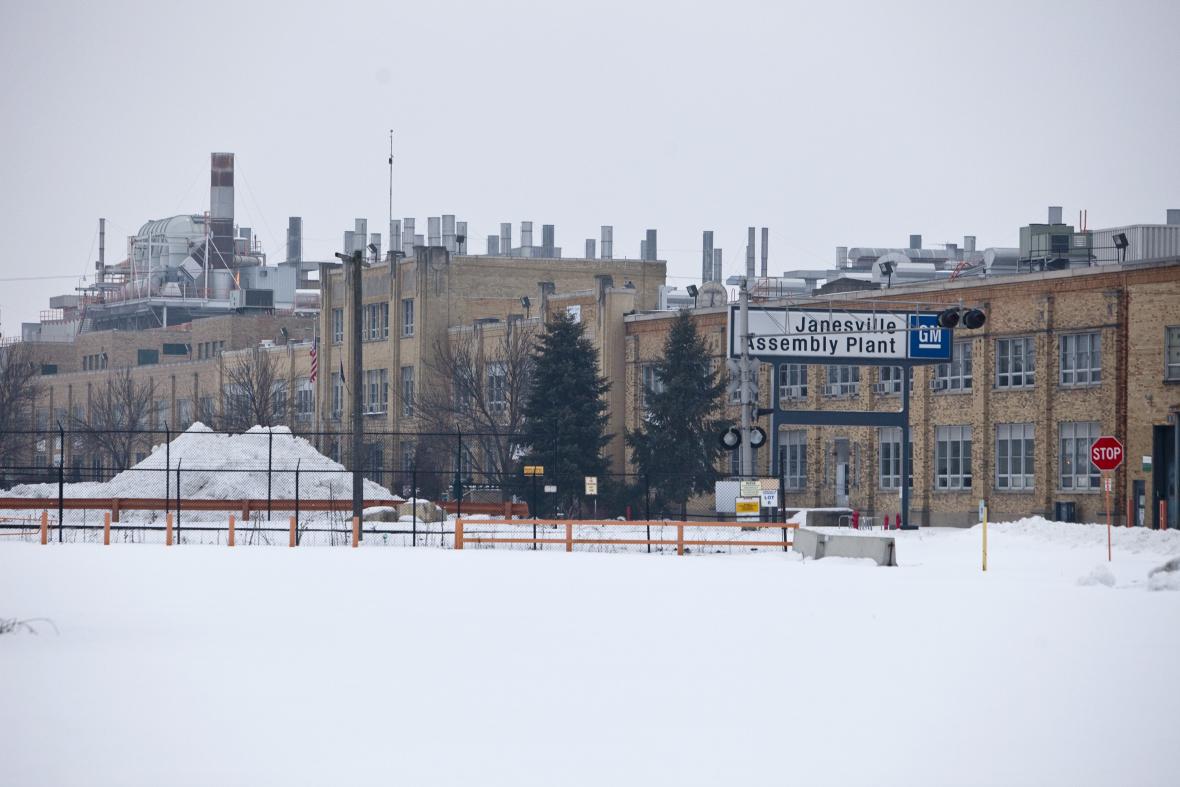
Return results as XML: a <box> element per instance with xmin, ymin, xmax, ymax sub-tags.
<box><xmin>1077</xmin><ymin>564</ymin><xmax>1116</xmax><ymax>587</ymax></box>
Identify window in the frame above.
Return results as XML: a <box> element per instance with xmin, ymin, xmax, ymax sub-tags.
<box><xmin>365</xmin><ymin>369</ymin><xmax>389</xmax><ymax>414</ymax></box>
<box><xmin>1060</xmin><ymin>332</ymin><xmax>1101</xmax><ymax>386</ymax></box>
<box><xmin>935</xmin><ymin>425</ymin><xmax>972</xmax><ymax>489</ymax></box>
<box><xmin>162</xmin><ymin>343</ymin><xmax>189</xmax><ymax>356</ymax></box>
<box><xmin>878</xmin><ymin>427</ymin><xmax>913</xmax><ymax>489</ymax></box>
<box><xmin>332</xmin><ymin>308</ymin><xmax>344</xmax><ymax>344</ymax></box>
<box><xmin>153</xmin><ymin>400</ymin><xmax>168</xmax><ymax>429</ymax></box>
<box><xmin>272</xmin><ymin>381</ymin><xmax>288</xmax><ymax>415</ymax></box>
<box><xmin>824</xmin><ymin>365</ymin><xmax>860</xmax><ymax>397</ymax></box>
<box><xmin>295</xmin><ymin>377</ymin><xmax>314</xmax><ymax>421</ymax></box>
<box><xmin>996</xmin><ymin>337</ymin><xmax>1035</xmax><ymax>389</ymax></box>
<box><xmin>330</xmin><ymin>373</ymin><xmax>344</xmax><ymax>419</ymax></box>
<box><xmin>642</xmin><ymin>364</ymin><xmax>665</xmax><ymax>411</ymax></box>
<box><xmin>934</xmin><ymin>341</ymin><xmax>972</xmax><ymax>392</ymax></box>
<box><xmin>1060</xmin><ymin>421</ymin><xmax>1101</xmax><ymax>490</ymax></box>
<box><xmin>488</xmin><ymin>362</ymin><xmax>507</xmax><ymax>414</ymax></box>
<box><xmin>198</xmin><ymin>395</ymin><xmax>215</xmax><ymax>424</ymax></box>
<box><xmin>177</xmin><ymin>398</ymin><xmax>193</xmax><ymax>427</ymax></box>
<box><xmin>137</xmin><ymin>349</ymin><xmax>159</xmax><ymax>366</ymax></box>
<box><xmin>401</xmin><ymin>440</ymin><xmax>416</xmax><ymax>473</ymax></box>
<box><xmin>779</xmin><ymin>430</ymin><xmax>807</xmax><ymax>490</ymax></box>
<box><xmin>876</xmin><ymin>366</ymin><xmax>911</xmax><ymax>396</ymax></box>
<box><xmin>778</xmin><ymin>363</ymin><xmax>808</xmax><ymax>403</ymax></box>
<box><xmin>364</xmin><ymin>302</ymin><xmax>389</xmax><ymax>341</ymax></box>
<box><xmin>996</xmin><ymin>423</ymin><xmax>1034</xmax><ymax>491</ymax></box>
<box><xmin>366</xmin><ymin>442</ymin><xmax>385</xmax><ymax>482</ymax></box>
<box><xmin>402</xmin><ymin>299</ymin><xmax>415</xmax><ymax>337</ymax></box>
<box><xmin>1168</xmin><ymin>327</ymin><xmax>1180</xmax><ymax>381</ymax></box>
<box><xmin>401</xmin><ymin>365</ymin><xmax>415</xmax><ymax>417</ymax></box>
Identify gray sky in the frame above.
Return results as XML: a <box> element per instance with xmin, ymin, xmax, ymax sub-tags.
<box><xmin>2</xmin><ymin>0</ymin><xmax>1177</xmax><ymax>332</ymax></box>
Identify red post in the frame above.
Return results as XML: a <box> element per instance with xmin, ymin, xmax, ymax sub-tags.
<box><xmin>289</xmin><ymin>516</ymin><xmax>296</xmax><ymax>548</ymax></box>
<box><xmin>852</xmin><ymin>509</ymin><xmax>860</xmax><ymax>530</ymax></box>
<box><xmin>40</xmin><ymin>510</ymin><xmax>48</xmax><ymax>545</ymax></box>
<box><xmin>1162</xmin><ymin>500</ymin><xmax>1169</xmax><ymax>531</ymax></box>
<box><xmin>165</xmin><ymin>513</ymin><xmax>174</xmax><ymax>546</ymax></box>
<box><xmin>455</xmin><ymin>518</ymin><xmax>464</xmax><ymax>550</ymax></box>
<box><xmin>565</xmin><ymin>521</ymin><xmax>573</xmax><ymax>553</ymax></box>
<box><xmin>1104</xmin><ymin>473</ymin><xmax>1112</xmax><ymax>562</ymax></box>
<box><xmin>351</xmin><ymin>516</ymin><xmax>360</xmax><ymax>548</ymax></box>
<box><xmin>883</xmin><ymin>514</ymin><xmax>891</xmax><ymax>530</ymax></box>
<box><xmin>228</xmin><ymin>514</ymin><xmax>236</xmax><ymax>547</ymax></box>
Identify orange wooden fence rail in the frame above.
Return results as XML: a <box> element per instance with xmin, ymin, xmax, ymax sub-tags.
<box><xmin>455</xmin><ymin>519</ymin><xmax>797</xmax><ymax>554</ymax></box>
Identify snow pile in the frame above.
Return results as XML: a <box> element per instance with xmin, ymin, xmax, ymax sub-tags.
<box><xmin>9</xmin><ymin>423</ymin><xmax>400</xmax><ymax>502</ymax></box>
<box><xmin>1077</xmin><ymin>563</ymin><xmax>1116</xmax><ymax>587</ymax></box>
<box><xmin>1147</xmin><ymin>556</ymin><xmax>1180</xmax><ymax>592</ymax></box>
<box><xmin>979</xmin><ymin>515</ymin><xmax>1180</xmax><ymax>556</ymax></box>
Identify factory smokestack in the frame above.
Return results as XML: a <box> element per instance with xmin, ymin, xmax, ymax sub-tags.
<box><xmin>209</xmin><ymin>152</ymin><xmax>235</xmax><ymax>269</ymax></box>
<box><xmin>760</xmin><ymin>227</ymin><xmax>768</xmax><ymax>278</ymax></box>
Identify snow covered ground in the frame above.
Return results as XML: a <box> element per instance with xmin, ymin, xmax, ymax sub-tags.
<box><xmin>2</xmin><ymin>519</ymin><xmax>1178</xmax><ymax>786</ymax></box>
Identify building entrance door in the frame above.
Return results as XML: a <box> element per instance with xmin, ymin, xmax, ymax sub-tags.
<box><xmin>1152</xmin><ymin>424</ymin><xmax>1178</xmax><ymax>529</ymax></box>
<box><xmin>835</xmin><ymin>438</ymin><xmax>850</xmax><ymax>508</ymax></box>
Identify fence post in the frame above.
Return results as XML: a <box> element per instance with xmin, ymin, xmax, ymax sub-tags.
<box><xmin>164</xmin><ymin>424</ymin><xmax>171</xmax><ymax>517</ymax></box>
<box><xmin>267</xmin><ymin>429</ymin><xmax>273</xmax><ymax>521</ymax></box>
<box><xmin>175</xmin><ymin>460</ymin><xmax>182</xmax><ymax>544</ymax></box>
<box><xmin>645</xmin><ymin>474</ymin><xmax>651</xmax><ymax>554</ymax></box>
<box><xmin>104</xmin><ymin>512</ymin><xmax>111</xmax><ymax>545</ymax></box>
<box><xmin>228</xmin><ymin>514</ymin><xmax>235</xmax><ymax>547</ymax></box>
<box><xmin>455</xmin><ymin>518</ymin><xmax>464</xmax><ymax>550</ymax></box>
<box><xmin>112</xmin><ymin>499</ymin><xmax>120</xmax><ymax>523</ymax></box>
<box><xmin>565</xmin><ymin>521</ymin><xmax>573</xmax><ymax>553</ymax></box>
<box><xmin>165</xmin><ymin>513</ymin><xmax>173</xmax><ymax>546</ymax></box>
<box><xmin>676</xmin><ymin>522</ymin><xmax>684</xmax><ymax>556</ymax></box>
<box><xmin>40</xmin><ymin>510</ymin><xmax>48</xmax><ymax>545</ymax></box>
<box><xmin>351</xmin><ymin>516</ymin><xmax>359</xmax><ymax>548</ymax></box>
<box><xmin>294</xmin><ymin>460</ymin><xmax>301</xmax><ymax>543</ymax></box>
<box><xmin>411</xmin><ymin>464</ymin><xmax>417</xmax><ymax>547</ymax></box>
<box><xmin>57</xmin><ymin>421</ymin><xmax>65</xmax><ymax>543</ymax></box>
<box><xmin>289</xmin><ymin>516</ymin><xmax>296</xmax><ymax>548</ymax></box>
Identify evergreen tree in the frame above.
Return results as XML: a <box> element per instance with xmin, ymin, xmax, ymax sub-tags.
<box><xmin>627</xmin><ymin>310</ymin><xmax>729</xmax><ymax>519</ymax></box>
<box><xmin>517</xmin><ymin>311</ymin><xmax>612</xmax><ymax>516</ymax></box>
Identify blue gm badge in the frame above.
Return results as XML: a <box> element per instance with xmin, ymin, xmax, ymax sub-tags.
<box><xmin>908</xmin><ymin>314</ymin><xmax>952</xmax><ymax>360</ymax></box>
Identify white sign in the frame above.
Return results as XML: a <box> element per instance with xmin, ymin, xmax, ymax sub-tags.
<box><xmin>728</xmin><ymin>306</ymin><xmax>952</xmax><ymax>362</ymax></box>
<box><xmin>544</xmin><ymin>484</ymin><xmax>557</xmax><ymax>493</ymax></box>
<box><xmin>584</xmin><ymin>476</ymin><xmax>598</xmax><ymax>495</ymax></box>
<box><xmin>760</xmin><ymin>489</ymin><xmax>779</xmax><ymax>509</ymax></box>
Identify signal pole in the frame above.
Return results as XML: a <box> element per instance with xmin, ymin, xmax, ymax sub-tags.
<box><xmin>739</xmin><ymin>277</ymin><xmax>753</xmax><ymax>477</ymax></box>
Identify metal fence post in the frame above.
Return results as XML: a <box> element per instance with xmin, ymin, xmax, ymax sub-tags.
<box><xmin>645</xmin><ymin>474</ymin><xmax>651</xmax><ymax>554</ymax></box>
<box><xmin>267</xmin><ymin>429</ymin><xmax>273</xmax><ymax>520</ymax></box>
<box><xmin>411</xmin><ymin>464</ymin><xmax>417</xmax><ymax>547</ymax></box>
<box><xmin>294</xmin><ymin>459</ymin><xmax>301</xmax><ymax>544</ymax></box>
<box><xmin>57</xmin><ymin>421</ymin><xmax>64</xmax><ymax>543</ymax></box>
<box><xmin>175</xmin><ymin>460</ymin><xmax>182</xmax><ymax>544</ymax></box>
<box><xmin>164</xmin><ymin>424</ymin><xmax>171</xmax><ymax>516</ymax></box>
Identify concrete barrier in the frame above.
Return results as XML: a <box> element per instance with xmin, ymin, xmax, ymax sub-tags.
<box><xmin>792</xmin><ymin>528</ymin><xmax>897</xmax><ymax>567</ymax></box>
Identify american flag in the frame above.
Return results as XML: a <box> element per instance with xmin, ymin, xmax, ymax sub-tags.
<box><xmin>309</xmin><ymin>338</ymin><xmax>318</xmax><ymax>383</ymax></box>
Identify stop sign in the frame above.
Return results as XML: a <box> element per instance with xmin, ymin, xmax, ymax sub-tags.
<box><xmin>1090</xmin><ymin>436</ymin><xmax>1124</xmax><ymax>472</ymax></box>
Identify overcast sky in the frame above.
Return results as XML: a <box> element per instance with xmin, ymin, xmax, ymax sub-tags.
<box><xmin>1</xmin><ymin>0</ymin><xmax>1177</xmax><ymax>332</ymax></box>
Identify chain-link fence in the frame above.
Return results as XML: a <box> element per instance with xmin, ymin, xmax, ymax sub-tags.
<box><xmin>0</xmin><ymin>425</ymin><xmax>797</xmax><ymax>547</ymax></box>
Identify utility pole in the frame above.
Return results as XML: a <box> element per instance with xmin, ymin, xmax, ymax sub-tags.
<box><xmin>739</xmin><ymin>276</ymin><xmax>753</xmax><ymax>477</ymax></box>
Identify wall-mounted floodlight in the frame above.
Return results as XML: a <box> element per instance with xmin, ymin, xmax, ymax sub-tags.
<box><xmin>878</xmin><ymin>260</ymin><xmax>895</xmax><ymax>288</ymax></box>
<box><xmin>686</xmin><ymin>284</ymin><xmax>699</xmax><ymax>297</ymax></box>
<box><xmin>1112</xmin><ymin>232</ymin><xmax>1129</xmax><ymax>264</ymax></box>
<box><xmin>961</xmin><ymin>308</ymin><xmax>987</xmax><ymax>329</ymax></box>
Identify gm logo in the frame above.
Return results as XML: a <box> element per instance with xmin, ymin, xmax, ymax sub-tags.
<box><xmin>909</xmin><ymin>314</ymin><xmax>952</xmax><ymax>360</ymax></box>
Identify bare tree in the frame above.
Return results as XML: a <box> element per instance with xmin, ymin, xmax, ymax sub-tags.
<box><xmin>220</xmin><ymin>348</ymin><xmax>286</xmax><ymax>432</ymax></box>
<box><xmin>73</xmin><ymin>368</ymin><xmax>155</xmax><ymax>473</ymax></box>
<box><xmin>0</xmin><ymin>343</ymin><xmax>41</xmax><ymax>470</ymax></box>
<box><xmin>416</xmin><ymin>321</ymin><xmax>536</xmax><ymax>499</ymax></box>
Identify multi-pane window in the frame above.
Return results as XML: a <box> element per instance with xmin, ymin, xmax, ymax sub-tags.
<box><xmin>272</xmin><ymin>381</ymin><xmax>288</xmax><ymax>415</ymax></box>
<box><xmin>642</xmin><ymin>364</ymin><xmax>666</xmax><ymax>411</ymax></box>
<box><xmin>934</xmin><ymin>341</ymin><xmax>973</xmax><ymax>392</ymax></box>
<box><xmin>364</xmin><ymin>369</ymin><xmax>389</xmax><ymax>414</ymax></box>
<box><xmin>401</xmin><ymin>365</ymin><xmax>415</xmax><ymax>417</ymax></box>
<box><xmin>996</xmin><ymin>337</ymin><xmax>1035</xmax><ymax>389</ymax></box>
<box><xmin>824</xmin><ymin>365</ymin><xmax>860</xmax><ymax>397</ymax></box>
<box><xmin>1167</xmin><ymin>327</ymin><xmax>1180</xmax><ymax>381</ymax></box>
<box><xmin>779</xmin><ymin>430</ymin><xmax>807</xmax><ymax>490</ymax></box>
<box><xmin>330</xmin><ymin>373</ymin><xmax>344</xmax><ymax>418</ymax></box>
<box><xmin>878</xmin><ymin>427</ymin><xmax>913</xmax><ymax>489</ymax></box>
<box><xmin>402</xmin><ymin>299</ymin><xmax>415</xmax><ymax>337</ymax></box>
<box><xmin>935</xmin><ymin>425</ymin><xmax>973</xmax><ymax>489</ymax></box>
<box><xmin>153</xmin><ymin>400</ymin><xmax>168</xmax><ymax>429</ymax></box>
<box><xmin>400</xmin><ymin>440</ymin><xmax>416</xmax><ymax>473</ymax></box>
<box><xmin>364</xmin><ymin>303</ymin><xmax>389</xmax><ymax>341</ymax></box>
<box><xmin>177</xmin><ymin>399</ymin><xmax>193</xmax><ymax>427</ymax></box>
<box><xmin>295</xmin><ymin>377</ymin><xmax>314</xmax><ymax>421</ymax></box>
<box><xmin>778</xmin><ymin>363</ymin><xmax>808</xmax><ymax>403</ymax></box>
<box><xmin>996</xmin><ymin>423</ymin><xmax>1035</xmax><ymax>491</ymax></box>
<box><xmin>488</xmin><ymin>362</ymin><xmax>507</xmax><ymax>414</ymax></box>
<box><xmin>1060</xmin><ymin>421</ymin><xmax>1101</xmax><ymax>490</ymax></box>
<box><xmin>876</xmin><ymin>366</ymin><xmax>912</xmax><ymax>396</ymax></box>
<box><xmin>1060</xmin><ymin>332</ymin><xmax>1101</xmax><ymax>386</ymax></box>
<box><xmin>332</xmin><ymin>308</ymin><xmax>344</xmax><ymax>344</ymax></box>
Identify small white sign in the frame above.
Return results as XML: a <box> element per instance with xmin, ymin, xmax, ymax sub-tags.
<box><xmin>584</xmin><ymin>476</ymin><xmax>598</xmax><ymax>495</ymax></box>
<box><xmin>978</xmin><ymin>499</ymin><xmax>987</xmax><ymax>521</ymax></box>
<box><xmin>740</xmin><ymin>480</ymin><xmax>760</xmax><ymax>497</ymax></box>
<box><xmin>1104</xmin><ymin>477</ymin><xmax>1113</xmax><ymax>493</ymax></box>
<box><xmin>760</xmin><ymin>489</ymin><xmax>778</xmax><ymax>509</ymax></box>
<box><xmin>544</xmin><ymin>484</ymin><xmax>557</xmax><ymax>493</ymax></box>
